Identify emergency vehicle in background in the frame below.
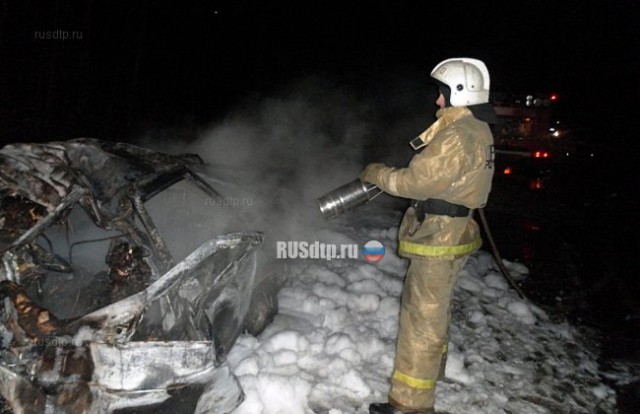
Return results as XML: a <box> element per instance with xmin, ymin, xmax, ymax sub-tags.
<box><xmin>491</xmin><ymin>91</ymin><xmax>580</xmax><ymax>191</ymax></box>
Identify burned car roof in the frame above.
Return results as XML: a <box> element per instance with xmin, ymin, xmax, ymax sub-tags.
<box><xmin>0</xmin><ymin>138</ymin><xmax>214</xmax><ymax>211</ymax></box>
<box><xmin>0</xmin><ymin>138</ymin><xmax>280</xmax><ymax>413</ymax></box>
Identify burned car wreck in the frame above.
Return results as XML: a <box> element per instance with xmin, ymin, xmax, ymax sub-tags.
<box><xmin>0</xmin><ymin>138</ymin><xmax>280</xmax><ymax>413</ymax></box>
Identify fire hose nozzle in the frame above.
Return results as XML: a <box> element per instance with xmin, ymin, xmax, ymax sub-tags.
<box><xmin>317</xmin><ymin>179</ymin><xmax>383</xmax><ymax>220</ymax></box>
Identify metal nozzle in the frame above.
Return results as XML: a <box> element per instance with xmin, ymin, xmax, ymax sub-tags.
<box><xmin>317</xmin><ymin>179</ymin><xmax>383</xmax><ymax>220</ymax></box>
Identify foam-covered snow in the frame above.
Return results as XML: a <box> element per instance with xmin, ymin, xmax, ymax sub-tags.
<box><xmin>226</xmin><ymin>209</ymin><xmax>621</xmax><ymax>413</ymax></box>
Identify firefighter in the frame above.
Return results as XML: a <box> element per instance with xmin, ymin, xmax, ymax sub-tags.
<box><xmin>361</xmin><ymin>58</ymin><xmax>497</xmax><ymax>414</ymax></box>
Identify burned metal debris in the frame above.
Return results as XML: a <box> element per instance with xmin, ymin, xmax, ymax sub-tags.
<box><xmin>0</xmin><ymin>138</ymin><xmax>280</xmax><ymax>413</ymax></box>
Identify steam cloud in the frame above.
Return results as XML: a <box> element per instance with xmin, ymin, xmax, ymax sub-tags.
<box><xmin>138</xmin><ymin>74</ymin><xmax>436</xmax><ymax>264</ymax></box>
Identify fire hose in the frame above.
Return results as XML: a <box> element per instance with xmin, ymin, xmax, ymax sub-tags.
<box><xmin>477</xmin><ymin>207</ymin><xmax>527</xmax><ymax>300</ymax></box>
<box><xmin>317</xmin><ymin>179</ymin><xmax>527</xmax><ymax>300</ymax></box>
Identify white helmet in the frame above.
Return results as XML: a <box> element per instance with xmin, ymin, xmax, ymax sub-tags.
<box><xmin>430</xmin><ymin>58</ymin><xmax>490</xmax><ymax>106</ymax></box>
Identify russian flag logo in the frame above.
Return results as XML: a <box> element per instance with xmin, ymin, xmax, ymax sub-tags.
<box><xmin>362</xmin><ymin>240</ymin><xmax>385</xmax><ymax>263</ymax></box>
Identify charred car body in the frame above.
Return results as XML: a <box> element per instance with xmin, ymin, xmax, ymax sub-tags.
<box><xmin>0</xmin><ymin>138</ymin><xmax>280</xmax><ymax>413</ymax></box>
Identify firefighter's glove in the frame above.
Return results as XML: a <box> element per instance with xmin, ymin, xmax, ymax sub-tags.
<box><xmin>359</xmin><ymin>163</ymin><xmax>386</xmax><ymax>185</ymax></box>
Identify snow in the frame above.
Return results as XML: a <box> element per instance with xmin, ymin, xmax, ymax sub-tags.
<box><xmin>226</xmin><ymin>207</ymin><xmax>619</xmax><ymax>413</ymax></box>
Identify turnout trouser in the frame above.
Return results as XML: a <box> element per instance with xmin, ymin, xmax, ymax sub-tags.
<box><xmin>388</xmin><ymin>256</ymin><xmax>468</xmax><ymax>411</ymax></box>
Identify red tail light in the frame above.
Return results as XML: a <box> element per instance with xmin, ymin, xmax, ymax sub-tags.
<box><xmin>503</xmin><ymin>167</ymin><xmax>512</xmax><ymax>175</ymax></box>
<box><xmin>532</xmin><ymin>150</ymin><xmax>550</xmax><ymax>158</ymax></box>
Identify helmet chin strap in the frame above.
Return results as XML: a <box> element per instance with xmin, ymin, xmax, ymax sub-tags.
<box><xmin>432</xmin><ymin>79</ymin><xmax>452</xmax><ymax>107</ymax></box>
<box><xmin>439</xmin><ymin>86</ymin><xmax>452</xmax><ymax>107</ymax></box>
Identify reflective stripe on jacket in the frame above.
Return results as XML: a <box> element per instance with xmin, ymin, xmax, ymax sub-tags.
<box><xmin>370</xmin><ymin>106</ymin><xmax>494</xmax><ymax>259</ymax></box>
<box><xmin>399</xmin><ymin>237</ymin><xmax>482</xmax><ymax>258</ymax></box>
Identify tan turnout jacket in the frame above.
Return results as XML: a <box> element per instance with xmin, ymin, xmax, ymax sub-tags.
<box><xmin>372</xmin><ymin>106</ymin><xmax>495</xmax><ymax>259</ymax></box>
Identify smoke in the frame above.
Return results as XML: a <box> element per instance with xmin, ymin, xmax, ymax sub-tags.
<box><xmin>138</xmin><ymin>73</ymin><xmax>435</xmax><ymax>263</ymax></box>
<box><xmin>191</xmin><ymin>78</ymin><xmax>369</xmax><ymax>237</ymax></box>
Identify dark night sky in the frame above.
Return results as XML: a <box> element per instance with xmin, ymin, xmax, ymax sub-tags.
<box><xmin>1</xmin><ymin>0</ymin><xmax>639</xmax><ymax>145</ymax></box>
<box><xmin>3</xmin><ymin>3</ymin><xmax>640</xmax><ymax>407</ymax></box>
